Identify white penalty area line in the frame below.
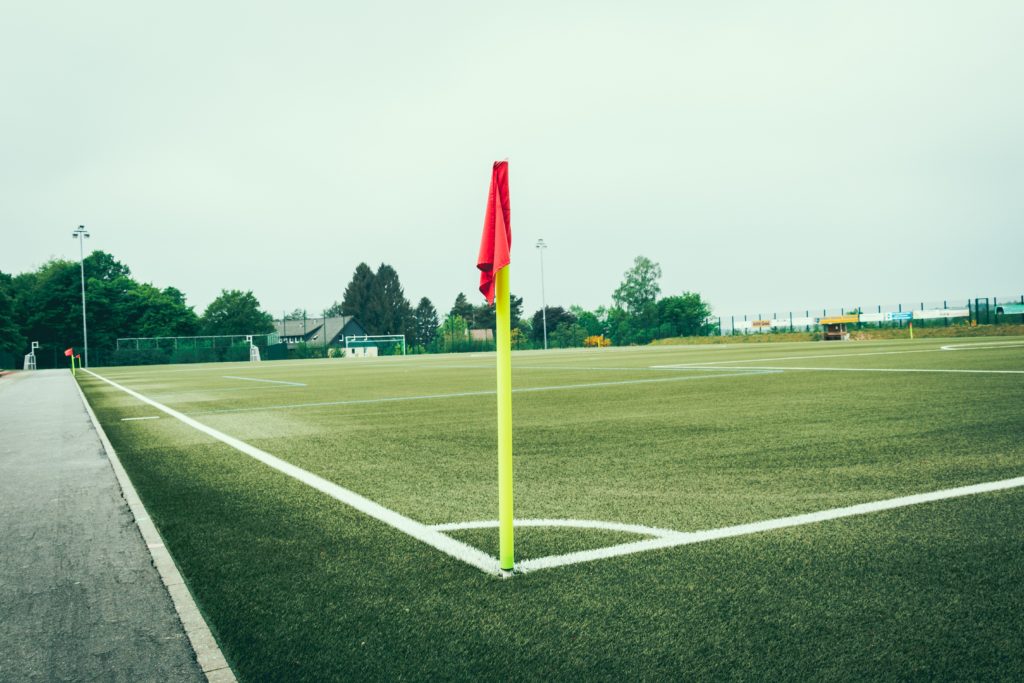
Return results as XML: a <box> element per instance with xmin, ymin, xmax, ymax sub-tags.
<box><xmin>81</xmin><ymin>369</ymin><xmax>502</xmax><ymax>575</ymax></box>
<box><xmin>222</xmin><ymin>375</ymin><xmax>307</xmax><ymax>386</ymax></box>
<box><xmin>192</xmin><ymin>370</ymin><xmax>778</xmax><ymax>416</ymax></box>
<box><xmin>121</xmin><ymin>415</ymin><xmax>160</xmax><ymax>421</ymax></box>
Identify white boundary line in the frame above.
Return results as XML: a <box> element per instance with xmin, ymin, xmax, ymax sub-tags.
<box><xmin>122</xmin><ymin>415</ymin><xmax>161</xmax><ymax>421</ymax></box>
<box><xmin>73</xmin><ymin>377</ymin><xmax>237</xmax><ymax>681</ymax></box>
<box><xmin>222</xmin><ymin>375</ymin><xmax>307</xmax><ymax>386</ymax></box>
<box><xmin>941</xmin><ymin>341</ymin><xmax>1024</xmax><ymax>351</ymax></box>
<box><xmin>652</xmin><ymin>347</ymin><xmax>944</xmax><ymax>367</ymax></box>
<box><xmin>668</xmin><ymin>365</ymin><xmax>1024</xmax><ymax>375</ymax></box>
<box><xmin>512</xmin><ymin>476</ymin><xmax>1024</xmax><ymax>572</ymax></box>
<box><xmin>81</xmin><ymin>369</ymin><xmax>501</xmax><ymax>575</ymax></box>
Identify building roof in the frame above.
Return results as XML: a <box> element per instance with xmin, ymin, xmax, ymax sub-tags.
<box><xmin>273</xmin><ymin>316</ymin><xmax>363</xmax><ymax>344</ymax></box>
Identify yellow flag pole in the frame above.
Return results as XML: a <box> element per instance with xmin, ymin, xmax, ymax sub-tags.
<box><xmin>909</xmin><ymin>321</ymin><xmax>914</xmax><ymax>340</ymax></box>
<box><xmin>71</xmin><ymin>353</ymin><xmax>76</xmax><ymax>376</ymax></box>
<box><xmin>495</xmin><ymin>265</ymin><xmax>514</xmax><ymax>571</ymax></box>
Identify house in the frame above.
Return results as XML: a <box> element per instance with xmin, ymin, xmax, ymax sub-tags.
<box><xmin>273</xmin><ymin>316</ymin><xmax>368</xmax><ymax>349</ymax></box>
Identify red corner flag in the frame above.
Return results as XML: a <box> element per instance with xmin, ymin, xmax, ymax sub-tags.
<box><xmin>476</xmin><ymin>161</ymin><xmax>511</xmax><ymax>304</ymax></box>
<box><xmin>64</xmin><ymin>348</ymin><xmax>73</xmax><ymax>357</ymax></box>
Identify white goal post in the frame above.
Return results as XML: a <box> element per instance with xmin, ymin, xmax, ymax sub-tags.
<box><xmin>344</xmin><ymin>334</ymin><xmax>406</xmax><ymax>356</ymax></box>
<box><xmin>246</xmin><ymin>335</ymin><xmax>261</xmax><ymax>362</ymax></box>
<box><xmin>24</xmin><ymin>341</ymin><xmax>39</xmax><ymax>371</ymax></box>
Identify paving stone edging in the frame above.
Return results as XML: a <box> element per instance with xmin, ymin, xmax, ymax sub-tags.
<box><xmin>74</xmin><ymin>378</ymin><xmax>237</xmax><ymax>683</ymax></box>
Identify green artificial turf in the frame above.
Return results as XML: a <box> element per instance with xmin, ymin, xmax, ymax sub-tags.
<box><xmin>78</xmin><ymin>337</ymin><xmax>1024</xmax><ymax>680</ymax></box>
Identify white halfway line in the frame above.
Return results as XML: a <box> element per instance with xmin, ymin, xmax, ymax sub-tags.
<box><xmin>223</xmin><ymin>376</ymin><xmax>307</xmax><ymax>386</ymax></box>
<box><xmin>121</xmin><ymin>416</ymin><xmax>161</xmax><ymax>421</ymax></box>
<box><xmin>83</xmin><ymin>369</ymin><xmax>500</xmax><ymax>575</ymax></box>
<box><xmin>81</xmin><ymin>368</ymin><xmax>1024</xmax><ymax>577</ymax></box>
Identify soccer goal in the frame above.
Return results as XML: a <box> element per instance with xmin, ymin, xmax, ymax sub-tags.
<box><xmin>246</xmin><ymin>336</ymin><xmax>261</xmax><ymax>362</ymax></box>
<box><xmin>344</xmin><ymin>334</ymin><xmax>406</xmax><ymax>356</ymax></box>
<box><xmin>23</xmin><ymin>342</ymin><xmax>38</xmax><ymax>371</ymax></box>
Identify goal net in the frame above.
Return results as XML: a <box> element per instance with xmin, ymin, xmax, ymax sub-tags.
<box><xmin>344</xmin><ymin>334</ymin><xmax>406</xmax><ymax>356</ymax></box>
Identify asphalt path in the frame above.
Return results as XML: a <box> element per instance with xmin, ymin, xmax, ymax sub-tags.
<box><xmin>0</xmin><ymin>370</ymin><xmax>204</xmax><ymax>682</ymax></box>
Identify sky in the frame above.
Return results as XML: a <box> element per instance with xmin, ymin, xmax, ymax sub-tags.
<box><xmin>2</xmin><ymin>2</ymin><xmax>1022</xmax><ymax>322</ymax></box>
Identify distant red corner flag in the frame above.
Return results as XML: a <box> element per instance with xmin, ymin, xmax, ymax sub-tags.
<box><xmin>64</xmin><ymin>348</ymin><xmax>73</xmax><ymax>357</ymax></box>
<box><xmin>476</xmin><ymin>161</ymin><xmax>511</xmax><ymax>304</ymax></box>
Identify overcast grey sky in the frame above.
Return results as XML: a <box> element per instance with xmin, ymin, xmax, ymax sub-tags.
<box><xmin>2</xmin><ymin>2</ymin><xmax>1022</xmax><ymax>321</ymax></box>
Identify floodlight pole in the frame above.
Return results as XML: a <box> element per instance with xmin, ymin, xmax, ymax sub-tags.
<box><xmin>72</xmin><ymin>225</ymin><xmax>90</xmax><ymax>368</ymax></box>
<box><xmin>536</xmin><ymin>238</ymin><xmax>548</xmax><ymax>350</ymax></box>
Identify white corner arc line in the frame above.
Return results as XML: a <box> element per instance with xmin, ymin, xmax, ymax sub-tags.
<box><xmin>513</xmin><ymin>476</ymin><xmax>1024</xmax><ymax>573</ymax></box>
<box><xmin>82</xmin><ymin>369</ymin><xmax>501</xmax><ymax>575</ymax></box>
<box><xmin>430</xmin><ymin>518</ymin><xmax>682</xmax><ymax>537</ymax></box>
<box><xmin>222</xmin><ymin>376</ymin><xmax>307</xmax><ymax>386</ymax></box>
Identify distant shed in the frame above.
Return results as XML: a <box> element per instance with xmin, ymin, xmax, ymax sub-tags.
<box><xmin>819</xmin><ymin>314</ymin><xmax>859</xmax><ymax>341</ymax></box>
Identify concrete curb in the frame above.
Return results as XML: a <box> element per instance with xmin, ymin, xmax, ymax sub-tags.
<box><xmin>74</xmin><ymin>377</ymin><xmax>237</xmax><ymax>683</ymax></box>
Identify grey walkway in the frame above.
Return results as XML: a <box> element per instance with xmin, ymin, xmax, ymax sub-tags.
<box><xmin>0</xmin><ymin>370</ymin><xmax>205</xmax><ymax>682</ymax></box>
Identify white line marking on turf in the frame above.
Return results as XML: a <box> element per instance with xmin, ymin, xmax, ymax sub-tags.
<box><xmin>73</xmin><ymin>376</ymin><xmax>236</xmax><ymax>678</ymax></box>
<box><xmin>121</xmin><ymin>416</ymin><xmax>161</xmax><ymax>421</ymax></box>
<box><xmin>193</xmin><ymin>370</ymin><xmax>778</xmax><ymax>415</ymax></box>
<box><xmin>652</xmin><ymin>347</ymin><xmax>944</xmax><ymax>367</ymax></box>
<box><xmin>941</xmin><ymin>341</ymin><xmax>1024</xmax><ymax>351</ymax></box>
<box><xmin>675</xmin><ymin>365</ymin><xmax>1024</xmax><ymax>375</ymax></box>
<box><xmin>512</xmin><ymin>475</ymin><xmax>1024</xmax><ymax>573</ymax></box>
<box><xmin>79</xmin><ymin>369</ymin><xmax>1024</xmax><ymax>578</ymax></box>
<box><xmin>222</xmin><ymin>376</ymin><xmax>307</xmax><ymax>386</ymax></box>
<box><xmin>430</xmin><ymin>518</ymin><xmax>680</xmax><ymax>537</ymax></box>
<box><xmin>82</xmin><ymin>369</ymin><xmax>501</xmax><ymax>575</ymax></box>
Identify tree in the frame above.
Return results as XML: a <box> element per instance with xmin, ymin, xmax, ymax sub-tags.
<box><xmin>530</xmin><ymin>306</ymin><xmax>576</xmax><ymax>343</ymax></box>
<box><xmin>469</xmin><ymin>303</ymin><xmax>495</xmax><ymax>330</ymax></box>
<box><xmin>510</xmin><ymin>293</ymin><xmax>524</xmax><ymax>327</ymax></box>
<box><xmin>126</xmin><ymin>284</ymin><xmax>199</xmax><ymax>338</ymax></box>
<box><xmin>340</xmin><ymin>262</ymin><xmax>375</xmax><ymax>326</ymax></box>
<box><xmin>436</xmin><ymin>314</ymin><xmax>469</xmax><ymax>352</ymax></box>
<box><xmin>200</xmin><ymin>289</ymin><xmax>274</xmax><ymax>335</ymax></box>
<box><xmin>657</xmin><ymin>292</ymin><xmax>712</xmax><ymax>337</ymax></box>
<box><xmin>612</xmin><ymin>256</ymin><xmax>662</xmax><ymax>315</ymax></box>
<box><xmin>366</xmin><ymin>263</ymin><xmax>412</xmax><ymax>335</ymax></box>
<box><xmin>0</xmin><ymin>272</ymin><xmax>25</xmax><ymax>356</ymax></box>
<box><xmin>571</xmin><ymin>305</ymin><xmax>605</xmax><ymax>337</ymax></box>
<box><xmin>550</xmin><ymin>321</ymin><xmax>588</xmax><ymax>348</ymax></box>
<box><xmin>450</xmin><ymin>292</ymin><xmax>474</xmax><ymax>321</ymax></box>
<box><xmin>411</xmin><ymin>297</ymin><xmax>439</xmax><ymax>347</ymax></box>
<box><xmin>283</xmin><ymin>308</ymin><xmax>308</xmax><ymax>321</ymax></box>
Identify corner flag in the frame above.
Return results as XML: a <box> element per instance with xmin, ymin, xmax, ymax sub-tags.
<box><xmin>477</xmin><ymin>161</ymin><xmax>511</xmax><ymax>305</ymax></box>
<box><xmin>64</xmin><ymin>348</ymin><xmax>73</xmax><ymax>357</ymax></box>
<box><xmin>476</xmin><ymin>160</ymin><xmax>514</xmax><ymax>571</ymax></box>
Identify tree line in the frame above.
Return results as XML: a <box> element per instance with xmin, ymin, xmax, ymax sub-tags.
<box><xmin>326</xmin><ymin>256</ymin><xmax>712</xmax><ymax>352</ymax></box>
<box><xmin>0</xmin><ymin>252</ymin><xmax>273</xmax><ymax>366</ymax></box>
<box><xmin>0</xmin><ymin>251</ymin><xmax>712</xmax><ymax>366</ymax></box>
